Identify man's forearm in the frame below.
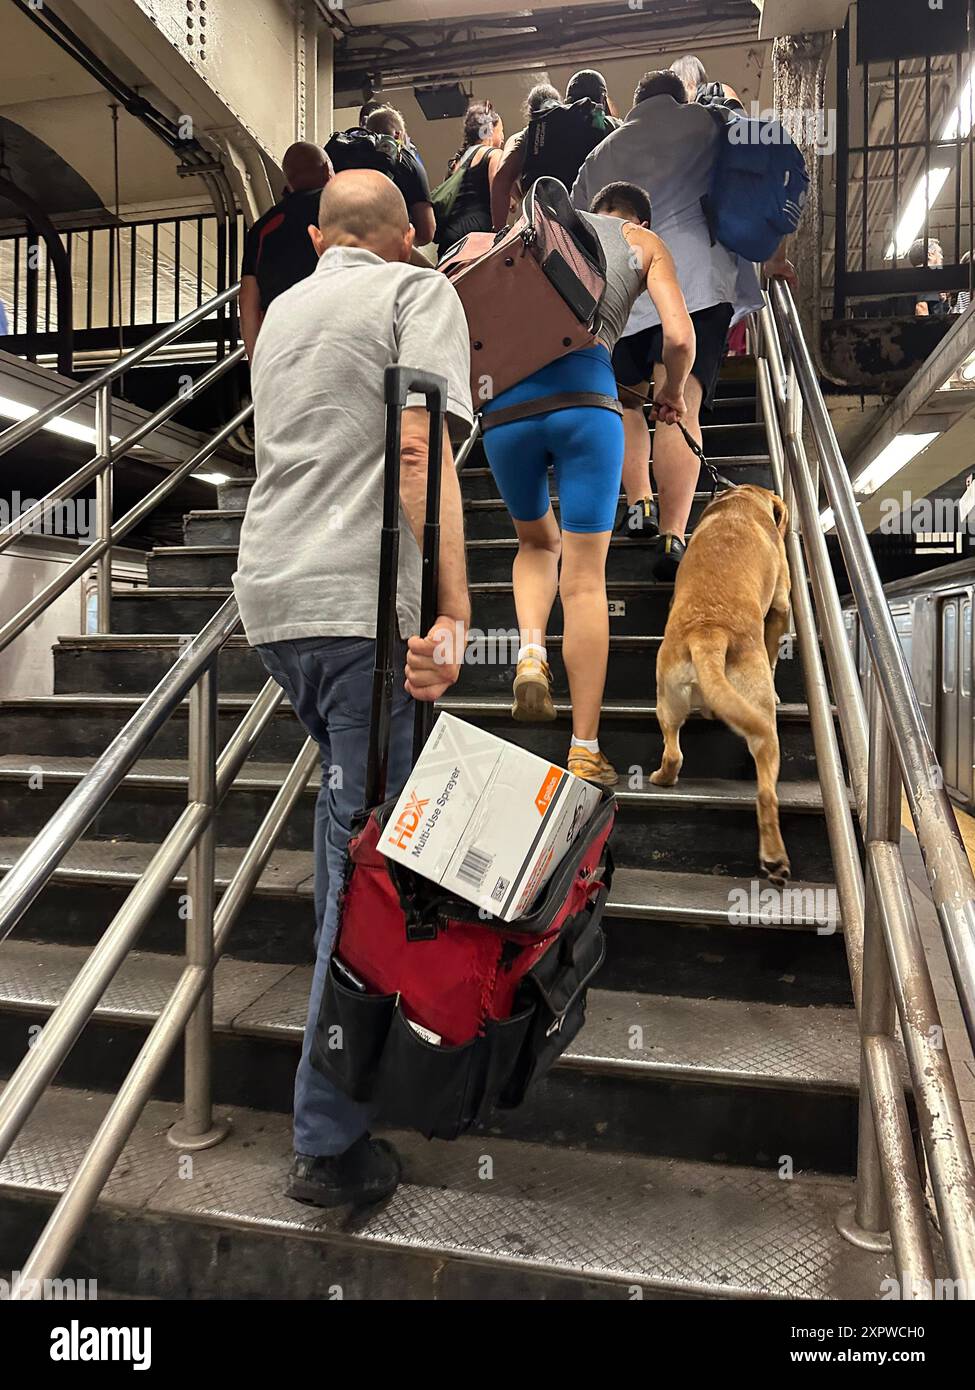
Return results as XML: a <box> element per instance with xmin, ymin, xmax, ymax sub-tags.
<box><xmin>661</xmin><ymin>339</ymin><xmax>694</xmax><ymax>392</ymax></box>
<box><xmin>435</xmin><ymin>443</ymin><xmax>471</xmax><ymax>624</ymax></box>
<box><xmin>399</xmin><ymin>426</ymin><xmax>470</xmax><ymax>624</ymax></box>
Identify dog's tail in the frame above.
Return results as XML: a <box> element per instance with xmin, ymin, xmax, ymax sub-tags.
<box><xmin>688</xmin><ymin>630</ymin><xmax>766</xmax><ymax>741</ymax></box>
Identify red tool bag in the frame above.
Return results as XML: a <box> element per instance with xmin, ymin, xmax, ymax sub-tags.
<box><xmin>311</xmin><ymin>366</ymin><xmax>616</xmax><ymax>1141</ymax></box>
<box><xmin>437</xmin><ymin>176</ymin><xmax>608</xmax><ymax>401</ymax></box>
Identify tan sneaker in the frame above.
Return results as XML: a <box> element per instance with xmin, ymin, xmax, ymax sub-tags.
<box><xmin>512</xmin><ymin>656</ymin><xmax>556</xmax><ymax>723</ymax></box>
<box><xmin>568</xmin><ymin>746</ymin><xmax>619</xmax><ymax>787</ymax></box>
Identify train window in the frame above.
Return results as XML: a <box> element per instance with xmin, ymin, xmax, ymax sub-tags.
<box><xmin>893</xmin><ymin>608</ymin><xmax>912</xmax><ymax>667</ymax></box>
<box><xmin>963</xmin><ymin>600</ymin><xmax>972</xmax><ymax>698</ymax></box>
<box><xmin>942</xmin><ymin>602</ymin><xmax>957</xmax><ymax>694</ymax></box>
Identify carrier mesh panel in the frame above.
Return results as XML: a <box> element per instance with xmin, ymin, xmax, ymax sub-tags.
<box><xmin>529</xmin><ymin>180</ymin><xmax>607</xmax><ymax>323</ymax></box>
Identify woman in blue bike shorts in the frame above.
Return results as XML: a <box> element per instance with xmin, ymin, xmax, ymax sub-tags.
<box><xmin>482</xmin><ymin>180</ymin><xmax>694</xmax><ymax>785</ymax></box>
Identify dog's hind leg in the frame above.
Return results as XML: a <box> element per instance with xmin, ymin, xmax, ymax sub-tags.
<box><xmin>731</xmin><ymin>650</ymin><xmax>791</xmax><ymax>885</ymax></box>
<box><xmin>650</xmin><ymin>674</ymin><xmax>690</xmax><ymax>787</ymax></box>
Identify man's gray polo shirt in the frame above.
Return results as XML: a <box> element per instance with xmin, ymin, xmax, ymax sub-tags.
<box><xmin>233</xmin><ymin>246</ymin><xmax>473</xmax><ymax>647</ymax></box>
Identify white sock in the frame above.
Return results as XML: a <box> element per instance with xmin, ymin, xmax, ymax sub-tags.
<box><xmin>572</xmin><ymin>736</ymin><xmax>600</xmax><ymax>754</ymax></box>
<box><xmin>518</xmin><ymin>643</ymin><xmax>547</xmax><ymax>663</ymax></box>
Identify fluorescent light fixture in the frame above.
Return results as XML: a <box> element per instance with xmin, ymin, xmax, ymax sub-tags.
<box><xmin>853</xmin><ymin>431</ymin><xmax>939</xmax><ymax>498</ymax></box>
<box><xmin>885</xmin><ymin>66</ymin><xmax>975</xmax><ymax>259</ymax></box>
<box><xmin>192</xmin><ymin>471</ymin><xmax>231</xmax><ymax>485</ymax></box>
<box><xmin>0</xmin><ymin>394</ymin><xmax>120</xmax><ymax>448</ymax></box>
<box><xmin>887</xmin><ymin>168</ymin><xmax>950</xmax><ymax>259</ymax></box>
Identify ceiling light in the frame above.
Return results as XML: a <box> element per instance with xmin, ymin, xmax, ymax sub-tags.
<box><xmin>192</xmin><ymin>471</ymin><xmax>230</xmax><ymax>485</ymax></box>
<box><xmin>853</xmin><ymin>432</ymin><xmax>939</xmax><ymax>498</ymax></box>
<box><xmin>0</xmin><ymin>395</ymin><xmax>120</xmax><ymax>448</ymax></box>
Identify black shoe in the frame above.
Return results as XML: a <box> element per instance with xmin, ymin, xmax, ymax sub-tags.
<box><xmin>617</xmin><ymin>495</ymin><xmax>659</xmax><ymax>539</ymax></box>
<box><xmin>650</xmin><ymin>533</ymin><xmax>686</xmax><ymax>581</ymax></box>
<box><xmin>286</xmin><ymin>1135</ymin><xmax>402</xmax><ymax>1209</ymax></box>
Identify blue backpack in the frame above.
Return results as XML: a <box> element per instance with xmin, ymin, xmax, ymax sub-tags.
<box><xmin>707</xmin><ymin>113</ymin><xmax>809</xmax><ymax>262</ymax></box>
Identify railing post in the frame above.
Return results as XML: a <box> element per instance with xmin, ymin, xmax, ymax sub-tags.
<box><xmin>95</xmin><ymin>384</ymin><xmax>113</xmax><ymax>636</ymax></box>
<box><xmin>168</xmin><ymin>663</ymin><xmax>230</xmax><ymax>1150</ymax></box>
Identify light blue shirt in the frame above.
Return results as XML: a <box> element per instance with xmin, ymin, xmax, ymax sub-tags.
<box><xmin>571</xmin><ymin>95</ymin><xmax>763</xmax><ymax>335</ymax></box>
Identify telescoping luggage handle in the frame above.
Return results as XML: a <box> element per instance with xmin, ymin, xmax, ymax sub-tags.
<box><xmin>365</xmin><ymin>365</ymin><xmax>448</xmax><ymax>811</ymax></box>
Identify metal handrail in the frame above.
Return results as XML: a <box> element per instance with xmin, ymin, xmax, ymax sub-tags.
<box><xmin>0</xmin><ymin>283</ymin><xmax>240</xmax><ymax>459</ymax></box>
<box><xmin>0</xmin><ymin>583</ymin><xmax>317</xmax><ymax>1294</ymax></box>
<box><xmin>758</xmin><ymin>284</ymin><xmax>975</xmax><ymax>1291</ymax></box>
<box><xmin>0</xmin><ymin>284</ymin><xmax>245</xmax><ymax>641</ymax></box>
<box><xmin>770</xmin><ymin>280</ymin><xmax>975</xmax><ymax>1049</ymax></box>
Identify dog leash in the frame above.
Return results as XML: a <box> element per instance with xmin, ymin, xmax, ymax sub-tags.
<box><xmin>658</xmin><ymin>415</ymin><xmax>738</xmax><ymax>497</ymax></box>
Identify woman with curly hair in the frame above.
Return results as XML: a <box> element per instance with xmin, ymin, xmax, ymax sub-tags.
<box><xmin>437</xmin><ymin>100</ymin><xmax>504</xmax><ymax>250</ymax></box>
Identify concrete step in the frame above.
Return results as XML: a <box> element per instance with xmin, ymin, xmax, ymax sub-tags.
<box><xmin>0</xmin><ymin>837</ymin><xmax>849</xmax><ymax>1006</ymax></box>
<box><xmin>105</xmin><ymin>581</ymin><xmax>673</xmax><ymax>636</ymax></box>
<box><xmin>0</xmin><ymin>1087</ymin><xmax>894</xmax><ymax>1299</ymax></box>
<box><xmin>51</xmin><ymin>632</ymin><xmax>812</xmax><ymax>705</ymax></box>
<box><xmin>0</xmin><ymin>729</ymin><xmax>837</xmax><ymax>878</ymax></box>
<box><xmin>457</xmin><ymin>454</ymin><xmax>773</xmax><ymax>501</ymax></box>
<box><xmin>0</xmin><ymin>941</ymin><xmax>867</xmax><ymax>1169</ymax></box>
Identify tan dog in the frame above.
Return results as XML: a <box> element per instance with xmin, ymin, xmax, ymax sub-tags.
<box><xmin>651</xmin><ymin>485</ymin><xmax>792</xmax><ymax>884</ymax></box>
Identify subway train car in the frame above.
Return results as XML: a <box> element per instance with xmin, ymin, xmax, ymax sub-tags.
<box><xmin>843</xmin><ymin>556</ymin><xmax>975</xmax><ymax>812</ymax></box>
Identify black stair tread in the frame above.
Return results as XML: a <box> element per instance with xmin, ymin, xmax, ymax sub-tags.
<box><xmin>617</xmin><ymin>779</ymin><xmax>831</xmax><ymax>814</ymax></box>
<box><xmin>0</xmin><ymin>1085</ymin><xmax>891</xmax><ymax>1298</ymax></box>
<box><xmin>440</xmin><ymin>696</ymin><xmax>817</xmax><ymax>722</ymax></box>
<box><xmin>463</xmin><ymin>491</ymin><xmax>715</xmax><ymax>511</ymax></box>
<box><xmin>608</xmin><ymin>865</ymin><xmax>841</xmax><ymax>931</ymax></box>
<box><xmin>0</xmin><ymin>835</ymin><xmax>315</xmax><ymax>898</ymax></box>
<box><xmin>0</xmin><ymin>939</ymin><xmax>863</xmax><ymax>1092</ymax></box>
<box><xmin>461</xmin><ymin>456</ymin><xmax>771</xmax><ymax>481</ymax></box>
<box><xmin>0</xmin><ymin>696</ymin><xmax>818</xmax><ymax>723</ymax></box>
<box><xmin>0</xmin><ymin>753</ymin><xmax>834</xmax><ymax>814</ymax></box>
<box><xmin>0</xmin><ymin>835</ymin><xmax>835</xmax><ymax>932</ymax></box>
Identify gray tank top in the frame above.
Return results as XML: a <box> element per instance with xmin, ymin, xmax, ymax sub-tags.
<box><xmin>578</xmin><ymin>210</ymin><xmax>646</xmax><ymax>353</ymax></box>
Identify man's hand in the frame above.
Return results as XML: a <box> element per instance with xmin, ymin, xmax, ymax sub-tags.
<box><xmin>651</xmin><ymin>381</ymin><xmax>687</xmax><ymax>426</ymax></box>
<box><xmin>405</xmin><ymin>616</ymin><xmax>466</xmax><ymax>702</ymax></box>
<box><xmin>764</xmin><ymin>254</ymin><xmax>799</xmax><ymax>291</ymax></box>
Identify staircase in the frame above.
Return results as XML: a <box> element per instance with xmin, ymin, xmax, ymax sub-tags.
<box><xmin>0</xmin><ymin>363</ymin><xmax>898</xmax><ymax>1298</ymax></box>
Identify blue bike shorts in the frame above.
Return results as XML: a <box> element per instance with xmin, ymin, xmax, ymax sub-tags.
<box><xmin>481</xmin><ymin>346</ymin><xmax>624</xmax><ymax>535</ymax></box>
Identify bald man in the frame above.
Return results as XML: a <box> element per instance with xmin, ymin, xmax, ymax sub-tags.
<box><xmin>234</xmin><ymin>169</ymin><xmax>473</xmax><ymax>1208</ymax></box>
<box><xmin>239</xmin><ymin>142</ymin><xmax>334</xmax><ymax>359</ymax></box>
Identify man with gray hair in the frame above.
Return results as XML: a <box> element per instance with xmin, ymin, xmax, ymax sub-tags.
<box><xmin>234</xmin><ymin>169</ymin><xmax>473</xmax><ymax>1208</ymax></box>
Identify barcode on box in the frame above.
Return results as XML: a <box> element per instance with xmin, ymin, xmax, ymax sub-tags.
<box><xmin>457</xmin><ymin>845</ymin><xmax>493</xmax><ymax>889</ymax></box>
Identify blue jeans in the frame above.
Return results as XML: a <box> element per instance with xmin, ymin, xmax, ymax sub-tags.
<box><xmin>256</xmin><ymin>636</ymin><xmax>415</xmax><ymax>1157</ymax></box>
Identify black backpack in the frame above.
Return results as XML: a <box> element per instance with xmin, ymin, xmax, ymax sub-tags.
<box><xmin>522</xmin><ymin>99</ymin><xmax>617</xmax><ymax>194</ymax></box>
<box><xmin>325</xmin><ymin>128</ymin><xmax>401</xmax><ymax>179</ymax></box>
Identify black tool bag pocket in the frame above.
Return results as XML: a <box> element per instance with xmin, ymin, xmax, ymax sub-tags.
<box><xmin>313</xmin><ymin>959</ymin><xmax>535</xmax><ymax>1141</ymax></box>
<box><xmin>499</xmin><ymin>887</ymin><xmax>608</xmax><ymax>1108</ymax></box>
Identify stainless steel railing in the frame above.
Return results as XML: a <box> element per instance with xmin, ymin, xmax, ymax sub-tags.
<box><xmin>0</xmin><ymin>588</ymin><xmax>317</xmax><ymax>1295</ymax></box>
<box><xmin>0</xmin><ymin>283</ymin><xmax>322</xmax><ymax>1291</ymax></box>
<box><xmin>757</xmin><ymin>282</ymin><xmax>975</xmax><ymax>1294</ymax></box>
<box><xmin>0</xmin><ymin>284</ymin><xmax>244</xmax><ymax>643</ymax></box>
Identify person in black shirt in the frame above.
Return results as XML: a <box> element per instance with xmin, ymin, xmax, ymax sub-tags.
<box><xmin>240</xmin><ymin>142</ymin><xmax>333</xmax><ymax>359</ymax></box>
<box><xmin>364</xmin><ymin>107</ymin><xmax>436</xmax><ymax>245</ymax></box>
<box><xmin>490</xmin><ymin>69</ymin><xmax>619</xmax><ymax>229</ymax></box>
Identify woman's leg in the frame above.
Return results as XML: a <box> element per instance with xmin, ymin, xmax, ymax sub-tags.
<box><xmin>512</xmin><ymin>509</ymin><xmax>562</xmax><ymax>653</ymax></box>
<box><xmin>559</xmin><ymin>529</ymin><xmax>613</xmax><ymax>742</ymax></box>
<box><xmin>550</xmin><ymin>404</ymin><xmax>624</xmax><ymax>781</ymax></box>
<box><xmin>483</xmin><ymin>416</ymin><xmax>560</xmax><ymax>720</ymax></box>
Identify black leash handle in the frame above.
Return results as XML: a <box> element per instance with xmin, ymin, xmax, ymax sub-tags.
<box><xmin>649</xmin><ymin>404</ymin><xmax>737</xmax><ymax>496</ymax></box>
<box><xmin>364</xmin><ymin>365</ymin><xmax>447</xmax><ymax>810</ymax></box>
